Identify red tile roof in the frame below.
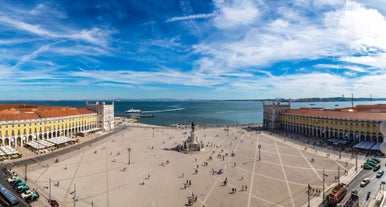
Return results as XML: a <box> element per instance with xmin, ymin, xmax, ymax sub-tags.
<box><xmin>283</xmin><ymin>105</ymin><xmax>386</xmax><ymax>121</ymax></box>
<box><xmin>0</xmin><ymin>104</ymin><xmax>95</xmax><ymax>121</ymax></box>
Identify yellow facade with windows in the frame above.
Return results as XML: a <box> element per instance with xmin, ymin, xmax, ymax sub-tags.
<box><xmin>0</xmin><ymin>104</ymin><xmax>98</xmax><ymax>147</ymax></box>
<box><xmin>264</xmin><ymin>103</ymin><xmax>386</xmax><ymax>142</ymax></box>
<box><xmin>279</xmin><ymin>112</ymin><xmax>383</xmax><ymax>142</ymax></box>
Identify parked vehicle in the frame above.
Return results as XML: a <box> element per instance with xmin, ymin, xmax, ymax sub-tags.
<box><xmin>9</xmin><ymin>177</ymin><xmax>21</xmax><ymax>185</ymax></box>
<box><xmin>16</xmin><ymin>185</ymin><xmax>29</xmax><ymax>193</ymax></box>
<box><xmin>367</xmin><ymin>161</ymin><xmax>376</xmax><ymax>167</ymax></box>
<box><xmin>7</xmin><ymin>176</ymin><xmax>18</xmax><ymax>183</ymax></box>
<box><xmin>373</xmin><ymin>164</ymin><xmax>380</xmax><ymax>171</ymax></box>
<box><xmin>376</xmin><ymin>170</ymin><xmax>384</xmax><ymax>178</ymax></box>
<box><xmin>25</xmin><ymin>193</ymin><xmax>39</xmax><ymax>203</ymax></box>
<box><xmin>12</xmin><ymin>181</ymin><xmax>25</xmax><ymax>189</ymax></box>
<box><xmin>371</xmin><ymin>157</ymin><xmax>380</xmax><ymax>163</ymax></box>
<box><xmin>363</xmin><ymin>164</ymin><xmax>372</xmax><ymax>169</ymax></box>
<box><xmin>360</xmin><ymin>178</ymin><xmax>370</xmax><ymax>187</ymax></box>
<box><xmin>21</xmin><ymin>190</ymin><xmax>33</xmax><ymax>199</ymax></box>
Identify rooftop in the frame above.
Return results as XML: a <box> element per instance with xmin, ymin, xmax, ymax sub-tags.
<box><xmin>283</xmin><ymin>104</ymin><xmax>386</xmax><ymax>121</ymax></box>
<box><xmin>0</xmin><ymin>104</ymin><xmax>94</xmax><ymax>121</ymax></box>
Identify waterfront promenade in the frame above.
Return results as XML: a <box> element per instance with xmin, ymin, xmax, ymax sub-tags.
<box><xmin>8</xmin><ymin>123</ymin><xmax>363</xmax><ymax>207</ymax></box>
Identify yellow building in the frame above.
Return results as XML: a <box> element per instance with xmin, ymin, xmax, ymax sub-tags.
<box><xmin>264</xmin><ymin>103</ymin><xmax>385</xmax><ymax>142</ymax></box>
<box><xmin>0</xmin><ymin>104</ymin><xmax>98</xmax><ymax>147</ymax></box>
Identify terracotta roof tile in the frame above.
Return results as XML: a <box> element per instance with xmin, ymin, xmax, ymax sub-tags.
<box><xmin>0</xmin><ymin>104</ymin><xmax>95</xmax><ymax>121</ymax></box>
<box><xmin>284</xmin><ymin>105</ymin><xmax>386</xmax><ymax>121</ymax></box>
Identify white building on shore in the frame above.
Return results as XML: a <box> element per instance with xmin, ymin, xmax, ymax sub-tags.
<box><xmin>86</xmin><ymin>101</ymin><xmax>115</xmax><ymax>131</ymax></box>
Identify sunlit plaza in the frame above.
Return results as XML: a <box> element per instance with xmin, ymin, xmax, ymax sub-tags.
<box><xmin>9</xmin><ymin>124</ymin><xmax>362</xmax><ymax>207</ymax></box>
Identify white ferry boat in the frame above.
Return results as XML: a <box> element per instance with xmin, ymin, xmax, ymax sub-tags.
<box><xmin>126</xmin><ymin>108</ymin><xmax>142</xmax><ymax>113</ymax></box>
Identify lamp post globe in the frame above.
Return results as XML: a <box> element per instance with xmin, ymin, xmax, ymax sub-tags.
<box><xmin>380</xmin><ymin>121</ymin><xmax>386</xmax><ymax>154</ymax></box>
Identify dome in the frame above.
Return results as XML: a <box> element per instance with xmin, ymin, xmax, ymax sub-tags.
<box><xmin>380</xmin><ymin>121</ymin><xmax>386</xmax><ymax>154</ymax></box>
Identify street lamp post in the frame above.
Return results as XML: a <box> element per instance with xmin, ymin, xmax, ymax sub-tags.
<box><xmin>322</xmin><ymin>168</ymin><xmax>328</xmax><ymax>205</ymax></box>
<box><xmin>339</xmin><ymin>147</ymin><xmax>342</xmax><ymax>159</ymax></box>
<box><xmin>355</xmin><ymin>152</ymin><xmax>358</xmax><ymax>171</ymax></box>
<box><xmin>24</xmin><ymin>163</ymin><xmax>27</xmax><ymax>182</ymax></box>
<box><xmin>258</xmin><ymin>144</ymin><xmax>262</xmax><ymax>161</ymax></box>
<box><xmin>127</xmin><ymin>148</ymin><xmax>131</xmax><ymax>165</ymax></box>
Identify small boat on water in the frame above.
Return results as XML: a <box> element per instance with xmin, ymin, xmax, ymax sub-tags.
<box><xmin>126</xmin><ymin>108</ymin><xmax>142</xmax><ymax>113</ymax></box>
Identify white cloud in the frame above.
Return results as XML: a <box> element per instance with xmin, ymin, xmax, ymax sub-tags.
<box><xmin>0</xmin><ymin>15</ymin><xmax>111</xmax><ymax>47</ymax></box>
<box><xmin>13</xmin><ymin>44</ymin><xmax>51</xmax><ymax>69</ymax></box>
<box><xmin>213</xmin><ymin>0</ymin><xmax>261</xmax><ymax>28</ymax></box>
<box><xmin>194</xmin><ymin>0</ymin><xmax>386</xmax><ymax>74</ymax></box>
<box><xmin>166</xmin><ymin>13</ymin><xmax>216</xmax><ymax>22</ymax></box>
<box><xmin>340</xmin><ymin>53</ymin><xmax>386</xmax><ymax>69</ymax></box>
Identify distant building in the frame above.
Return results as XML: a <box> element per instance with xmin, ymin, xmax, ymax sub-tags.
<box><xmin>0</xmin><ymin>104</ymin><xmax>97</xmax><ymax>147</ymax></box>
<box><xmin>86</xmin><ymin>101</ymin><xmax>114</xmax><ymax>131</ymax></box>
<box><xmin>264</xmin><ymin>103</ymin><xmax>385</xmax><ymax>142</ymax></box>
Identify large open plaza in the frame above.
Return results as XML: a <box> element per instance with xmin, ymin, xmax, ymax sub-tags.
<box><xmin>7</xmin><ymin>123</ymin><xmax>363</xmax><ymax>207</ymax></box>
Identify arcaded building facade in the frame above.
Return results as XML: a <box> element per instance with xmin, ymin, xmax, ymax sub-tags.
<box><xmin>0</xmin><ymin>104</ymin><xmax>98</xmax><ymax>147</ymax></box>
<box><xmin>86</xmin><ymin>101</ymin><xmax>114</xmax><ymax>131</ymax></box>
<box><xmin>264</xmin><ymin>103</ymin><xmax>385</xmax><ymax>142</ymax></box>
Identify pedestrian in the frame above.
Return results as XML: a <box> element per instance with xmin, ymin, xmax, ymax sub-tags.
<box><xmin>189</xmin><ymin>180</ymin><xmax>191</xmax><ymax>186</ymax></box>
<box><xmin>148</xmin><ymin>174</ymin><xmax>150</xmax><ymax>179</ymax></box>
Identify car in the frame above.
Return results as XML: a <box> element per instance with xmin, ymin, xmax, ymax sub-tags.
<box><xmin>49</xmin><ymin>199</ymin><xmax>59</xmax><ymax>207</ymax></box>
<box><xmin>371</xmin><ymin>157</ymin><xmax>380</xmax><ymax>163</ymax></box>
<box><xmin>367</xmin><ymin>161</ymin><xmax>377</xmax><ymax>167</ymax></box>
<box><xmin>377</xmin><ymin>170</ymin><xmax>384</xmax><ymax>178</ymax></box>
<box><xmin>12</xmin><ymin>181</ymin><xmax>25</xmax><ymax>189</ymax></box>
<box><xmin>9</xmin><ymin>177</ymin><xmax>21</xmax><ymax>185</ymax></box>
<box><xmin>21</xmin><ymin>190</ymin><xmax>33</xmax><ymax>199</ymax></box>
<box><xmin>373</xmin><ymin>164</ymin><xmax>381</xmax><ymax>171</ymax></box>
<box><xmin>360</xmin><ymin>178</ymin><xmax>370</xmax><ymax>187</ymax></box>
<box><xmin>7</xmin><ymin>176</ymin><xmax>18</xmax><ymax>183</ymax></box>
<box><xmin>16</xmin><ymin>185</ymin><xmax>29</xmax><ymax>193</ymax></box>
<box><xmin>363</xmin><ymin>164</ymin><xmax>372</xmax><ymax>170</ymax></box>
<box><xmin>25</xmin><ymin>193</ymin><xmax>39</xmax><ymax>203</ymax></box>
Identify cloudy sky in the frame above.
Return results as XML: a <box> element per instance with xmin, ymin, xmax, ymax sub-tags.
<box><xmin>0</xmin><ymin>0</ymin><xmax>386</xmax><ymax>100</ymax></box>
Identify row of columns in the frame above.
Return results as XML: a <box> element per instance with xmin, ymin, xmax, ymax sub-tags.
<box><xmin>0</xmin><ymin>122</ymin><xmax>97</xmax><ymax>147</ymax></box>
<box><xmin>282</xmin><ymin>123</ymin><xmax>383</xmax><ymax>142</ymax></box>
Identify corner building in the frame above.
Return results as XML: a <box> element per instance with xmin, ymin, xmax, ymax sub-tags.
<box><xmin>0</xmin><ymin>104</ymin><xmax>98</xmax><ymax>147</ymax></box>
<box><xmin>264</xmin><ymin>103</ymin><xmax>385</xmax><ymax>142</ymax></box>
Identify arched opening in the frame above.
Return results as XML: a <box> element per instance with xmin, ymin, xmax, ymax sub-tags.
<box><xmin>28</xmin><ymin>135</ymin><xmax>33</xmax><ymax>142</ymax></box>
<box><xmin>17</xmin><ymin>137</ymin><xmax>22</xmax><ymax>146</ymax></box>
<box><xmin>378</xmin><ymin>136</ymin><xmax>383</xmax><ymax>142</ymax></box>
<box><xmin>366</xmin><ymin>135</ymin><xmax>371</xmax><ymax>141</ymax></box>
<box><xmin>349</xmin><ymin>133</ymin><xmax>354</xmax><ymax>142</ymax></box>
<box><xmin>372</xmin><ymin>135</ymin><xmax>377</xmax><ymax>142</ymax></box>
<box><xmin>4</xmin><ymin>138</ymin><xmax>9</xmax><ymax>145</ymax></box>
<box><xmin>355</xmin><ymin>134</ymin><xmax>359</xmax><ymax>142</ymax></box>
<box><xmin>360</xmin><ymin>134</ymin><xmax>365</xmax><ymax>141</ymax></box>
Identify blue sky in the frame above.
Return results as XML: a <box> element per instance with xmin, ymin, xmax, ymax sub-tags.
<box><xmin>1</xmin><ymin>0</ymin><xmax>386</xmax><ymax>100</ymax></box>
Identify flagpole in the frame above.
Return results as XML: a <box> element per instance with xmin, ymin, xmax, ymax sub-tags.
<box><xmin>322</xmin><ymin>169</ymin><xmax>325</xmax><ymax>203</ymax></box>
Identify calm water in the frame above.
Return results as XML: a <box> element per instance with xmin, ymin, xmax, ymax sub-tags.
<box><xmin>1</xmin><ymin>100</ymin><xmax>385</xmax><ymax>126</ymax></box>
